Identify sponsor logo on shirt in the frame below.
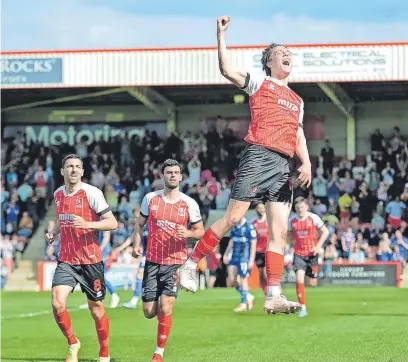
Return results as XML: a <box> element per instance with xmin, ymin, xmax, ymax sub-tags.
<box><xmin>278</xmin><ymin>99</ymin><xmax>299</xmax><ymax>112</ymax></box>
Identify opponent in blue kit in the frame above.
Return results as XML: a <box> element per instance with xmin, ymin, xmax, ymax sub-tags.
<box><xmin>79</xmin><ymin>230</ymin><xmax>120</xmax><ymax>309</ymax></box>
<box><xmin>223</xmin><ymin>217</ymin><xmax>257</xmax><ymax>312</ymax></box>
<box><xmin>123</xmin><ymin>224</ymin><xmax>148</xmax><ymax>309</ymax></box>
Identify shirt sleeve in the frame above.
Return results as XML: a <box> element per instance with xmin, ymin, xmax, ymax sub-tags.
<box><xmin>241</xmin><ymin>71</ymin><xmax>265</xmax><ymax>96</ymax></box>
<box><xmin>87</xmin><ymin>188</ymin><xmax>111</xmax><ymax>215</ymax></box>
<box><xmin>140</xmin><ymin>196</ymin><xmax>149</xmax><ymax>218</ymax></box>
<box><xmin>188</xmin><ymin>199</ymin><xmax>202</xmax><ymax>225</ymax></box>
<box><xmin>309</xmin><ymin>213</ymin><xmax>325</xmax><ymax>229</ymax></box>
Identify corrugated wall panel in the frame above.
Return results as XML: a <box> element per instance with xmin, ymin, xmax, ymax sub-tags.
<box><xmin>1</xmin><ymin>44</ymin><xmax>407</xmax><ymax>88</ymax></box>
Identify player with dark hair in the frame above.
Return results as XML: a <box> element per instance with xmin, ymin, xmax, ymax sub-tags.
<box><xmin>132</xmin><ymin>159</ymin><xmax>204</xmax><ymax>362</ymax></box>
<box><xmin>45</xmin><ymin>154</ymin><xmax>118</xmax><ymax>362</ymax></box>
<box><xmin>288</xmin><ymin>198</ymin><xmax>330</xmax><ymax>317</ymax></box>
<box><xmin>179</xmin><ymin>16</ymin><xmax>312</xmax><ymax>315</ymax></box>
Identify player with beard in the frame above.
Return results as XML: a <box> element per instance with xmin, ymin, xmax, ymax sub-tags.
<box><xmin>131</xmin><ymin>159</ymin><xmax>204</xmax><ymax>362</ymax></box>
<box><xmin>45</xmin><ymin>154</ymin><xmax>118</xmax><ymax>362</ymax></box>
<box><xmin>179</xmin><ymin>16</ymin><xmax>312</xmax><ymax>315</ymax></box>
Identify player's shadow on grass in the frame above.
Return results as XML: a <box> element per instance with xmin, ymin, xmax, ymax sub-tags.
<box><xmin>334</xmin><ymin>313</ymin><xmax>408</xmax><ymax>317</ymax></box>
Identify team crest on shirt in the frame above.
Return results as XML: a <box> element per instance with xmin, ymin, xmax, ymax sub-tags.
<box><xmin>178</xmin><ymin>208</ymin><xmax>185</xmax><ymax>216</ymax></box>
<box><xmin>76</xmin><ymin>198</ymin><xmax>83</xmax><ymax>208</ymax></box>
<box><xmin>151</xmin><ymin>205</ymin><xmax>158</xmax><ymax>211</ymax></box>
<box><xmin>55</xmin><ymin>201</ymin><xmax>60</xmax><ymax>208</ymax></box>
<box><xmin>268</xmin><ymin>83</ymin><xmax>275</xmax><ymax>91</ymax></box>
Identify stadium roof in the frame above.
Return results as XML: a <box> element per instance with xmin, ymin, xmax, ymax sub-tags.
<box><xmin>2</xmin><ymin>82</ymin><xmax>408</xmax><ymax>110</ymax></box>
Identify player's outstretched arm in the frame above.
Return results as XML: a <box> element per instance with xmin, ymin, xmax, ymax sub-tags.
<box><xmin>217</xmin><ymin>16</ymin><xmax>247</xmax><ymax>88</ymax></box>
<box><xmin>295</xmin><ymin>127</ymin><xmax>312</xmax><ymax>188</ymax></box>
<box><xmin>100</xmin><ymin>230</ymin><xmax>111</xmax><ymax>252</ymax></box>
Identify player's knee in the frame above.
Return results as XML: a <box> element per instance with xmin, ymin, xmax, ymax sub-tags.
<box><xmin>137</xmin><ymin>269</ymin><xmax>144</xmax><ymax>279</ymax></box>
<box><xmin>143</xmin><ymin>304</ymin><xmax>157</xmax><ymax>319</ymax></box>
<box><xmin>159</xmin><ymin>303</ymin><xmax>173</xmax><ymax>316</ymax></box>
<box><xmin>89</xmin><ymin>303</ymin><xmax>105</xmax><ymax>320</ymax></box>
<box><xmin>52</xmin><ymin>295</ymin><xmax>67</xmax><ymax>313</ymax></box>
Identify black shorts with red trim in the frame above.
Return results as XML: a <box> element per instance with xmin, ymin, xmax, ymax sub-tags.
<box><xmin>293</xmin><ymin>254</ymin><xmax>319</xmax><ymax>279</ymax></box>
<box><xmin>142</xmin><ymin>261</ymin><xmax>181</xmax><ymax>302</ymax></box>
<box><xmin>52</xmin><ymin>261</ymin><xmax>106</xmax><ymax>301</ymax></box>
<box><xmin>230</xmin><ymin>143</ymin><xmax>293</xmax><ymax>204</ymax></box>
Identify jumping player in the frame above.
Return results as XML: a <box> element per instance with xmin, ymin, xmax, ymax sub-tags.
<box><xmin>179</xmin><ymin>16</ymin><xmax>312</xmax><ymax>315</ymax></box>
<box><xmin>132</xmin><ymin>159</ymin><xmax>204</xmax><ymax>362</ymax></box>
<box><xmin>288</xmin><ymin>198</ymin><xmax>329</xmax><ymax>317</ymax></box>
<box><xmin>252</xmin><ymin>202</ymin><xmax>269</xmax><ymax>295</ymax></box>
<box><xmin>122</xmin><ymin>224</ymin><xmax>148</xmax><ymax>309</ymax></box>
<box><xmin>79</xmin><ymin>230</ymin><xmax>120</xmax><ymax>310</ymax></box>
<box><xmin>45</xmin><ymin>154</ymin><xmax>118</xmax><ymax>362</ymax></box>
<box><xmin>223</xmin><ymin>217</ymin><xmax>257</xmax><ymax>312</ymax></box>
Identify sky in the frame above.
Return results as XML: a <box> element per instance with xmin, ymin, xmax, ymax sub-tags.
<box><xmin>1</xmin><ymin>0</ymin><xmax>408</xmax><ymax>51</ymax></box>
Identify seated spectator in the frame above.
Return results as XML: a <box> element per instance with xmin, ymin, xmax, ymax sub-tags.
<box><xmin>327</xmin><ymin>171</ymin><xmax>341</xmax><ymax>203</ymax></box>
<box><xmin>391</xmin><ymin>230</ymin><xmax>408</xmax><ymax>262</ymax></box>
<box><xmin>340</xmin><ymin>227</ymin><xmax>356</xmax><ymax>259</ymax></box>
<box><xmin>391</xmin><ymin>245</ymin><xmax>406</xmax><ymax>270</ymax></box>
<box><xmin>371</xmin><ymin>212</ymin><xmax>385</xmax><ymax>231</ymax></box>
<box><xmin>322</xmin><ymin>212</ymin><xmax>339</xmax><ymax>228</ymax></box>
<box><xmin>117</xmin><ymin>196</ymin><xmax>132</xmax><ymax>221</ymax></box>
<box><xmin>377</xmin><ymin>240</ymin><xmax>392</xmax><ymax>262</ymax></box>
<box><xmin>340</xmin><ymin>171</ymin><xmax>355</xmax><ymax>195</ymax></box>
<box><xmin>349</xmin><ymin>243</ymin><xmax>366</xmax><ymax>263</ymax></box>
<box><xmin>17</xmin><ymin>211</ymin><xmax>33</xmax><ymax>238</ymax></box>
<box><xmin>386</xmin><ymin>196</ymin><xmax>406</xmax><ymax>229</ymax></box>
<box><xmin>356</xmin><ymin>231</ymin><xmax>370</xmax><ymax>256</ymax></box>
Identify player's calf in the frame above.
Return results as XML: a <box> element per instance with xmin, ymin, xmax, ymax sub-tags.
<box><xmin>143</xmin><ymin>301</ymin><xmax>159</xmax><ymax>319</ymax></box>
<box><xmin>89</xmin><ymin>301</ymin><xmax>110</xmax><ymax>359</ymax></box>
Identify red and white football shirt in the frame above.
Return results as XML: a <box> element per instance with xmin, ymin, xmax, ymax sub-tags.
<box><xmin>252</xmin><ymin>217</ymin><xmax>269</xmax><ymax>253</ymax></box>
<box><xmin>54</xmin><ymin>182</ymin><xmax>110</xmax><ymax>265</ymax></box>
<box><xmin>141</xmin><ymin>190</ymin><xmax>202</xmax><ymax>265</ymax></box>
<box><xmin>242</xmin><ymin>72</ymin><xmax>304</xmax><ymax>158</ymax></box>
<box><xmin>289</xmin><ymin>212</ymin><xmax>324</xmax><ymax>257</ymax></box>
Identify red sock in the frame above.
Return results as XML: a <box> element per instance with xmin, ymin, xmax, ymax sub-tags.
<box><xmin>296</xmin><ymin>282</ymin><xmax>306</xmax><ymax>305</ymax></box>
<box><xmin>53</xmin><ymin>309</ymin><xmax>77</xmax><ymax>345</ymax></box>
<box><xmin>265</xmin><ymin>251</ymin><xmax>284</xmax><ymax>287</ymax></box>
<box><xmin>157</xmin><ymin>313</ymin><xmax>172</xmax><ymax>349</ymax></box>
<box><xmin>189</xmin><ymin>228</ymin><xmax>220</xmax><ymax>264</ymax></box>
<box><xmin>95</xmin><ymin>313</ymin><xmax>110</xmax><ymax>357</ymax></box>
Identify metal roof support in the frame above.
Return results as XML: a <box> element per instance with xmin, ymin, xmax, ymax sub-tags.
<box><xmin>126</xmin><ymin>87</ymin><xmax>176</xmax><ymax>133</ymax></box>
<box><xmin>2</xmin><ymin>88</ymin><xmax>129</xmax><ymax>112</ymax></box>
<box><xmin>317</xmin><ymin>83</ymin><xmax>356</xmax><ymax>161</ymax></box>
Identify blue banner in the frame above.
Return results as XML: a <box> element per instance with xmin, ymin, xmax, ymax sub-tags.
<box><xmin>105</xmin><ymin>263</ymin><xmax>138</xmax><ymax>290</ymax></box>
<box><xmin>1</xmin><ymin>57</ymin><xmax>63</xmax><ymax>85</ymax></box>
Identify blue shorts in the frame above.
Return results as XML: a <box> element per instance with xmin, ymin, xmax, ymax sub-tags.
<box><xmin>228</xmin><ymin>259</ymin><xmax>250</xmax><ymax>278</ymax></box>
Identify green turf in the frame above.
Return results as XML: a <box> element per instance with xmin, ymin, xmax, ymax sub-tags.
<box><xmin>2</xmin><ymin>287</ymin><xmax>408</xmax><ymax>362</ymax></box>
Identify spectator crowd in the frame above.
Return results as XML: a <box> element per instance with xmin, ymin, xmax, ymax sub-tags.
<box><xmin>1</xmin><ymin>122</ymin><xmax>407</xmax><ymax>288</ymax></box>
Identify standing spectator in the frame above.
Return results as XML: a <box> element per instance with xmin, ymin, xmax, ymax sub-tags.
<box><xmin>120</xmin><ymin>137</ymin><xmax>131</xmax><ymax>167</ymax></box>
<box><xmin>391</xmin><ymin>230</ymin><xmax>408</xmax><ymax>262</ymax></box>
<box><xmin>104</xmin><ymin>184</ymin><xmax>119</xmax><ymax>212</ymax></box>
<box><xmin>33</xmin><ymin>166</ymin><xmax>48</xmax><ymax>199</ymax></box>
<box><xmin>401</xmin><ymin>183</ymin><xmax>408</xmax><ymax>203</ymax></box>
<box><xmin>371</xmin><ymin>129</ymin><xmax>384</xmax><ymax>155</ymax></box>
<box><xmin>312</xmin><ymin>170</ymin><xmax>328</xmax><ymax>204</ymax></box>
<box><xmin>338</xmin><ymin>192</ymin><xmax>352</xmax><ymax>224</ymax></box>
<box><xmin>188</xmin><ymin>156</ymin><xmax>201</xmax><ymax>186</ymax></box>
<box><xmin>6</xmin><ymin>167</ymin><xmax>18</xmax><ymax>192</ymax></box>
<box><xmin>340</xmin><ymin>171</ymin><xmax>355</xmax><ymax>195</ymax></box>
<box><xmin>311</xmin><ymin>198</ymin><xmax>327</xmax><ymax>218</ymax></box>
<box><xmin>371</xmin><ymin>212</ymin><xmax>385</xmax><ymax>231</ymax></box>
<box><xmin>377</xmin><ymin>240</ymin><xmax>392</xmax><ymax>262</ymax></box>
<box><xmin>381</xmin><ymin>162</ymin><xmax>395</xmax><ymax>187</ymax></box>
<box><xmin>376</xmin><ymin>181</ymin><xmax>389</xmax><ymax>203</ymax></box>
<box><xmin>206</xmin><ymin>177</ymin><xmax>221</xmax><ymax>201</ymax></box>
<box><xmin>17</xmin><ymin>212</ymin><xmax>33</xmax><ymax>238</ymax></box>
<box><xmin>392</xmin><ymin>169</ymin><xmax>408</xmax><ymax>198</ymax></box>
<box><xmin>91</xmin><ymin>168</ymin><xmax>105</xmax><ymax>190</ymax></box>
<box><xmin>321</xmin><ymin>139</ymin><xmax>335</xmax><ymax>176</ymax></box>
<box><xmin>215</xmin><ymin>180</ymin><xmax>231</xmax><ymax>210</ymax></box>
<box><xmin>385</xmin><ymin>196</ymin><xmax>406</xmax><ymax>229</ymax></box>
<box><xmin>5</xmin><ymin>200</ymin><xmax>20</xmax><ymax>233</ymax></box>
<box><xmin>17</xmin><ymin>180</ymin><xmax>33</xmax><ymax>212</ymax></box>
<box><xmin>327</xmin><ymin>171</ymin><xmax>341</xmax><ymax>204</ymax></box>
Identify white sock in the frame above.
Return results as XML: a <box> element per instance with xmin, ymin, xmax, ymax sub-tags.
<box><xmin>240</xmin><ymin>303</ymin><xmax>246</xmax><ymax>308</ymax></box>
<box><xmin>267</xmin><ymin>286</ymin><xmax>281</xmax><ymax>297</ymax></box>
<box><xmin>301</xmin><ymin>305</ymin><xmax>306</xmax><ymax>311</ymax></box>
<box><xmin>112</xmin><ymin>293</ymin><xmax>119</xmax><ymax>298</ymax></box>
<box><xmin>154</xmin><ymin>346</ymin><xmax>165</xmax><ymax>357</ymax></box>
<box><xmin>131</xmin><ymin>296</ymin><xmax>139</xmax><ymax>304</ymax></box>
<box><xmin>185</xmin><ymin>259</ymin><xmax>197</xmax><ymax>268</ymax></box>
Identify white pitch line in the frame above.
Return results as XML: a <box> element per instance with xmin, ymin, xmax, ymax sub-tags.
<box><xmin>1</xmin><ymin>308</ymin><xmax>81</xmax><ymax>320</ymax></box>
